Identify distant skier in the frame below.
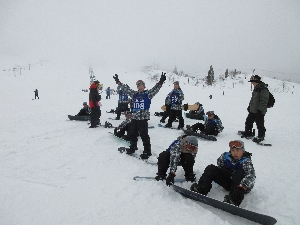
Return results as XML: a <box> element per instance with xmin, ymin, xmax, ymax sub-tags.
<box><xmin>113</xmin><ymin>72</ymin><xmax>166</xmax><ymax>159</ymax></box>
<box><xmin>186</xmin><ymin>111</ymin><xmax>224</xmax><ymax>136</ymax></box>
<box><xmin>190</xmin><ymin>140</ymin><xmax>256</xmax><ymax>207</ymax></box>
<box><xmin>106</xmin><ymin>87</ymin><xmax>111</xmax><ymax>99</ymax></box>
<box><xmin>34</xmin><ymin>89</ymin><xmax>39</xmax><ymax>99</ymax></box>
<box><xmin>155</xmin><ymin>135</ymin><xmax>198</xmax><ymax>185</ymax></box>
<box><xmin>165</xmin><ymin>81</ymin><xmax>184</xmax><ymax>129</ymax></box>
<box><xmin>240</xmin><ymin>75</ymin><xmax>269</xmax><ymax>143</ymax></box>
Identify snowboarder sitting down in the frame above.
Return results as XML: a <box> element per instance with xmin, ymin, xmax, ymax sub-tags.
<box><xmin>76</xmin><ymin>102</ymin><xmax>91</xmax><ymax>116</ymax></box>
<box><xmin>190</xmin><ymin>140</ymin><xmax>256</xmax><ymax>207</ymax></box>
<box><xmin>186</xmin><ymin>111</ymin><xmax>224</xmax><ymax>136</ymax></box>
<box><xmin>114</xmin><ymin>111</ymin><xmax>134</xmax><ymax>141</ymax></box>
<box><xmin>155</xmin><ymin>135</ymin><xmax>198</xmax><ymax>186</ymax></box>
<box><xmin>185</xmin><ymin>102</ymin><xmax>205</xmax><ymax>120</ymax></box>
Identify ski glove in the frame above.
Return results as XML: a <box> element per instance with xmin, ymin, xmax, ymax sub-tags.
<box><xmin>113</xmin><ymin>74</ymin><xmax>120</xmax><ymax>84</ymax></box>
<box><xmin>159</xmin><ymin>72</ymin><xmax>166</xmax><ymax>85</ymax></box>
<box><xmin>231</xmin><ymin>186</ymin><xmax>245</xmax><ymax>206</ymax></box>
<box><xmin>183</xmin><ymin>103</ymin><xmax>188</xmax><ymax>111</ymax></box>
<box><xmin>166</xmin><ymin>172</ymin><xmax>176</xmax><ymax>186</ymax></box>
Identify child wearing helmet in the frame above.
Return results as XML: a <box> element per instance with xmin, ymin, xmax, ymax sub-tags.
<box><xmin>190</xmin><ymin>140</ymin><xmax>256</xmax><ymax>206</ymax></box>
<box><xmin>155</xmin><ymin>135</ymin><xmax>198</xmax><ymax>186</ymax></box>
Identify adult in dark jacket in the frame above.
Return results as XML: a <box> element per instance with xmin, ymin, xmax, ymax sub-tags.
<box><xmin>113</xmin><ymin>73</ymin><xmax>166</xmax><ymax>159</ymax></box>
<box><xmin>155</xmin><ymin>135</ymin><xmax>198</xmax><ymax>185</ymax></box>
<box><xmin>165</xmin><ymin>81</ymin><xmax>184</xmax><ymax>129</ymax></box>
<box><xmin>240</xmin><ymin>75</ymin><xmax>269</xmax><ymax>142</ymax></box>
<box><xmin>89</xmin><ymin>80</ymin><xmax>101</xmax><ymax>128</ymax></box>
<box><xmin>190</xmin><ymin>140</ymin><xmax>256</xmax><ymax>207</ymax></box>
<box><xmin>34</xmin><ymin>89</ymin><xmax>39</xmax><ymax>99</ymax></box>
<box><xmin>106</xmin><ymin>87</ymin><xmax>111</xmax><ymax>99</ymax></box>
<box><xmin>76</xmin><ymin>102</ymin><xmax>91</xmax><ymax>116</ymax></box>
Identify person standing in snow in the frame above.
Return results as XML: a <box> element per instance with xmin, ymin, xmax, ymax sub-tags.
<box><xmin>115</xmin><ymin>86</ymin><xmax>130</xmax><ymax>120</ymax></box>
<box><xmin>190</xmin><ymin>140</ymin><xmax>256</xmax><ymax>207</ymax></box>
<box><xmin>89</xmin><ymin>80</ymin><xmax>101</xmax><ymax>128</ymax></box>
<box><xmin>106</xmin><ymin>87</ymin><xmax>111</xmax><ymax>99</ymax></box>
<box><xmin>186</xmin><ymin>111</ymin><xmax>224</xmax><ymax>136</ymax></box>
<box><xmin>34</xmin><ymin>89</ymin><xmax>39</xmax><ymax>99</ymax></box>
<box><xmin>240</xmin><ymin>75</ymin><xmax>269</xmax><ymax>143</ymax></box>
<box><xmin>155</xmin><ymin>135</ymin><xmax>198</xmax><ymax>185</ymax></box>
<box><xmin>113</xmin><ymin>72</ymin><xmax>166</xmax><ymax>159</ymax></box>
<box><xmin>165</xmin><ymin>81</ymin><xmax>184</xmax><ymax>129</ymax></box>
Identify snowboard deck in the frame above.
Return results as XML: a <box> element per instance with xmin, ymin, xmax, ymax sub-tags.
<box><xmin>133</xmin><ymin>176</ymin><xmax>186</xmax><ymax>183</ymax></box>
<box><xmin>68</xmin><ymin>115</ymin><xmax>91</xmax><ymax>121</ymax></box>
<box><xmin>183</xmin><ymin>129</ymin><xmax>217</xmax><ymax>141</ymax></box>
<box><xmin>158</xmin><ymin>124</ymin><xmax>182</xmax><ymax>130</ymax></box>
<box><xmin>161</xmin><ymin>103</ymin><xmax>198</xmax><ymax>112</ymax></box>
<box><xmin>108</xmin><ymin>132</ymin><xmax>130</xmax><ymax>143</ymax></box>
<box><xmin>237</xmin><ymin>131</ymin><xmax>272</xmax><ymax>146</ymax></box>
<box><xmin>172</xmin><ymin>185</ymin><xmax>277</xmax><ymax>225</ymax></box>
<box><xmin>118</xmin><ymin>147</ymin><xmax>157</xmax><ymax>166</ymax></box>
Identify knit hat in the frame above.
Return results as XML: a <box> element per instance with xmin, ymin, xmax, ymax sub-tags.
<box><xmin>173</xmin><ymin>81</ymin><xmax>179</xmax><ymax>85</ymax></box>
<box><xmin>186</xmin><ymin>136</ymin><xmax>198</xmax><ymax>147</ymax></box>
<box><xmin>94</xmin><ymin>80</ymin><xmax>100</xmax><ymax>84</ymax></box>
<box><xmin>248</xmin><ymin>75</ymin><xmax>261</xmax><ymax>83</ymax></box>
<box><xmin>229</xmin><ymin>140</ymin><xmax>245</xmax><ymax>151</ymax></box>
<box><xmin>83</xmin><ymin>102</ymin><xmax>87</xmax><ymax>105</ymax></box>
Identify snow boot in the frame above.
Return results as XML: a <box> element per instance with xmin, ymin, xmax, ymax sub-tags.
<box><xmin>253</xmin><ymin>136</ymin><xmax>264</xmax><ymax>143</ymax></box>
<box><xmin>155</xmin><ymin>173</ymin><xmax>166</xmax><ymax>181</ymax></box>
<box><xmin>140</xmin><ymin>145</ymin><xmax>152</xmax><ymax>159</ymax></box>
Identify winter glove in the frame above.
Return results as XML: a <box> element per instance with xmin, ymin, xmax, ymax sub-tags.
<box><xmin>183</xmin><ymin>103</ymin><xmax>188</xmax><ymax>111</ymax></box>
<box><xmin>166</xmin><ymin>172</ymin><xmax>176</xmax><ymax>186</ymax></box>
<box><xmin>231</xmin><ymin>186</ymin><xmax>245</xmax><ymax>206</ymax></box>
<box><xmin>159</xmin><ymin>72</ymin><xmax>166</xmax><ymax>84</ymax></box>
<box><xmin>113</xmin><ymin>74</ymin><xmax>120</xmax><ymax>84</ymax></box>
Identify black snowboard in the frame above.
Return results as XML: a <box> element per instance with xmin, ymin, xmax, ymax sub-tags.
<box><xmin>68</xmin><ymin>115</ymin><xmax>91</xmax><ymax>121</ymax></box>
<box><xmin>183</xmin><ymin>129</ymin><xmax>217</xmax><ymax>141</ymax></box>
<box><xmin>173</xmin><ymin>185</ymin><xmax>277</xmax><ymax>225</ymax></box>
<box><xmin>118</xmin><ymin>147</ymin><xmax>157</xmax><ymax>166</ymax></box>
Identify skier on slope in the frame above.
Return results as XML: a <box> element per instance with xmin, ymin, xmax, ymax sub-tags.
<box><xmin>186</xmin><ymin>111</ymin><xmax>224</xmax><ymax>136</ymax></box>
<box><xmin>190</xmin><ymin>140</ymin><xmax>256</xmax><ymax>207</ymax></box>
<box><xmin>113</xmin><ymin>72</ymin><xmax>166</xmax><ymax>159</ymax></box>
<box><xmin>155</xmin><ymin>135</ymin><xmax>198</xmax><ymax>185</ymax></box>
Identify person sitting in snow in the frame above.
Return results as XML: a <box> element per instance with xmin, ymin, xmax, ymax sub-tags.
<box><xmin>114</xmin><ymin>111</ymin><xmax>134</xmax><ymax>141</ymax></box>
<box><xmin>155</xmin><ymin>135</ymin><xmax>198</xmax><ymax>186</ymax></box>
<box><xmin>186</xmin><ymin>111</ymin><xmax>224</xmax><ymax>136</ymax></box>
<box><xmin>185</xmin><ymin>102</ymin><xmax>205</xmax><ymax>120</ymax></box>
<box><xmin>190</xmin><ymin>140</ymin><xmax>256</xmax><ymax>207</ymax></box>
<box><xmin>113</xmin><ymin>72</ymin><xmax>166</xmax><ymax>159</ymax></box>
<box><xmin>76</xmin><ymin>102</ymin><xmax>91</xmax><ymax>116</ymax></box>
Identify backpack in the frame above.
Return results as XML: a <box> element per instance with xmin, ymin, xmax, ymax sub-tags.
<box><xmin>267</xmin><ymin>91</ymin><xmax>275</xmax><ymax>108</ymax></box>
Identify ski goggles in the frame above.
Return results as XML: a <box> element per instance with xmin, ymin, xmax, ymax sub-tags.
<box><xmin>229</xmin><ymin>140</ymin><xmax>244</xmax><ymax>149</ymax></box>
<box><xmin>186</xmin><ymin>143</ymin><xmax>198</xmax><ymax>151</ymax></box>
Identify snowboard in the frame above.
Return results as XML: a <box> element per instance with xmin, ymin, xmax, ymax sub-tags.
<box><xmin>183</xmin><ymin>129</ymin><xmax>217</xmax><ymax>141</ymax></box>
<box><xmin>161</xmin><ymin>103</ymin><xmax>199</xmax><ymax>112</ymax></box>
<box><xmin>158</xmin><ymin>124</ymin><xmax>182</xmax><ymax>130</ymax></box>
<box><xmin>172</xmin><ymin>185</ymin><xmax>277</xmax><ymax>225</ymax></box>
<box><xmin>68</xmin><ymin>115</ymin><xmax>91</xmax><ymax>121</ymax></box>
<box><xmin>118</xmin><ymin>147</ymin><xmax>157</xmax><ymax>166</ymax></box>
<box><xmin>133</xmin><ymin>176</ymin><xmax>186</xmax><ymax>183</ymax></box>
<box><xmin>237</xmin><ymin>131</ymin><xmax>272</xmax><ymax>146</ymax></box>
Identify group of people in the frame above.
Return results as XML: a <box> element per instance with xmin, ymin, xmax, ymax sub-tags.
<box><xmin>75</xmin><ymin>73</ymin><xmax>269</xmax><ymax>207</ymax></box>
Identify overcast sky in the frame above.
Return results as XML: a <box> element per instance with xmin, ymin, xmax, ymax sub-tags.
<box><xmin>1</xmin><ymin>0</ymin><xmax>300</xmax><ymax>81</ymax></box>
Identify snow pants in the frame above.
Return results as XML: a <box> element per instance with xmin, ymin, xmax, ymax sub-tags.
<box><xmin>245</xmin><ymin>112</ymin><xmax>266</xmax><ymax>138</ymax></box>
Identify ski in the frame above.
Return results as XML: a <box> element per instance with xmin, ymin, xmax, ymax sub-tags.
<box><xmin>183</xmin><ymin>129</ymin><xmax>217</xmax><ymax>141</ymax></box>
<box><xmin>172</xmin><ymin>185</ymin><xmax>277</xmax><ymax>225</ymax></box>
<box><xmin>133</xmin><ymin>176</ymin><xmax>186</xmax><ymax>183</ymax></box>
<box><xmin>118</xmin><ymin>147</ymin><xmax>157</xmax><ymax>166</ymax></box>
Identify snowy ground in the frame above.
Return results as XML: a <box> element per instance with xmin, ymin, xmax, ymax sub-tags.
<box><xmin>0</xmin><ymin>62</ymin><xmax>299</xmax><ymax>225</ymax></box>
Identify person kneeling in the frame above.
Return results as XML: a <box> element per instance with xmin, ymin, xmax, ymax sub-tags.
<box><xmin>114</xmin><ymin>112</ymin><xmax>133</xmax><ymax>141</ymax></box>
<box><xmin>155</xmin><ymin>135</ymin><xmax>198</xmax><ymax>186</ymax></box>
<box><xmin>190</xmin><ymin>140</ymin><xmax>256</xmax><ymax>207</ymax></box>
